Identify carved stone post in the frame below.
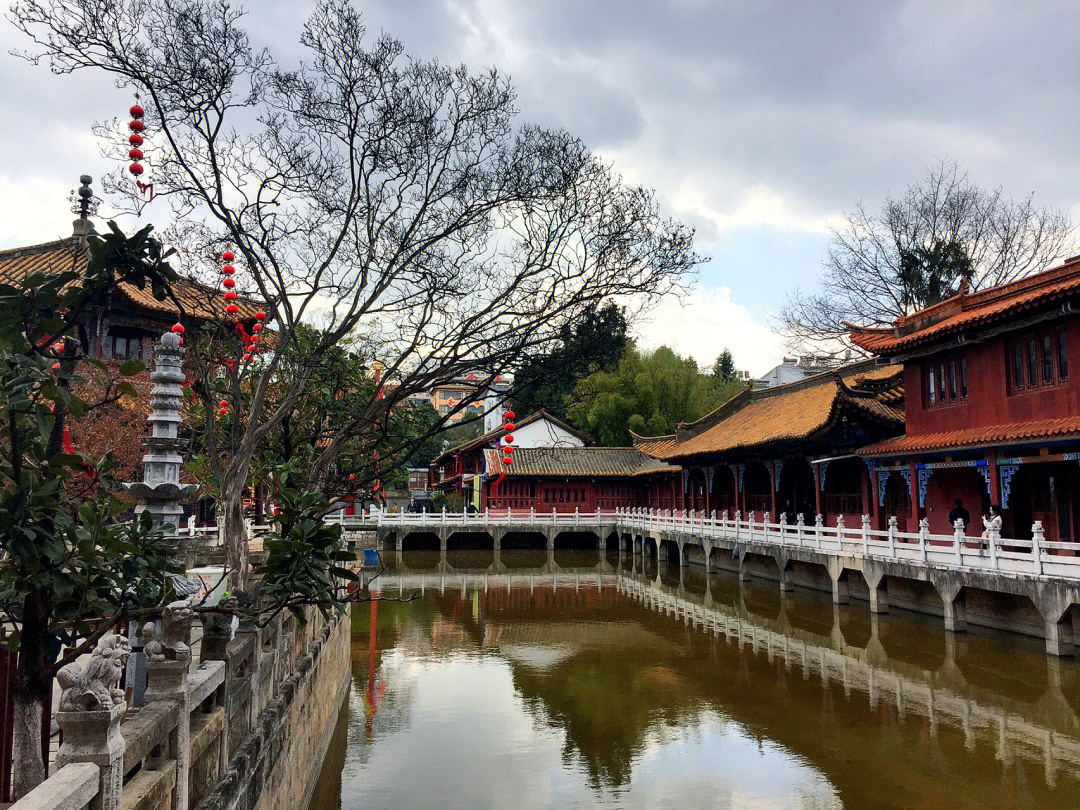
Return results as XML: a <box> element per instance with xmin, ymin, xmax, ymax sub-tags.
<box><xmin>145</xmin><ymin>607</ymin><xmax>194</xmax><ymax>810</ymax></box>
<box><xmin>55</xmin><ymin>635</ymin><xmax>132</xmax><ymax>810</ymax></box>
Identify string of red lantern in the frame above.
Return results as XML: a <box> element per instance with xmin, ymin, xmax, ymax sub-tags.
<box><xmin>490</xmin><ymin>406</ymin><xmax>516</xmax><ymax>499</ymax></box>
<box><xmin>127</xmin><ymin>93</ymin><xmax>153</xmax><ymax>201</ymax></box>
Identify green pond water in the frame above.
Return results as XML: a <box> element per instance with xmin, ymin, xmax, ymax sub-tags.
<box><xmin>308</xmin><ymin>549</ymin><xmax>1080</xmax><ymax>809</ymax></box>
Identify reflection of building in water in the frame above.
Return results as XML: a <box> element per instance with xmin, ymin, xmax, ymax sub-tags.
<box><xmin>619</xmin><ymin>573</ymin><xmax>1080</xmax><ymax>785</ymax></box>
<box><xmin>369</xmin><ymin>564</ymin><xmax>1080</xmax><ymax>804</ymax></box>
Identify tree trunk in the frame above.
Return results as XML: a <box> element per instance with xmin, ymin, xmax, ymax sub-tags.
<box><xmin>223</xmin><ymin>490</ymin><xmax>249</xmax><ymax>592</ymax></box>
<box><xmin>11</xmin><ymin>589</ymin><xmax>50</xmax><ymax>799</ymax></box>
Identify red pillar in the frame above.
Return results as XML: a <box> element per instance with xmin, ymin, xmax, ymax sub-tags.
<box><xmin>908</xmin><ymin>458</ymin><xmax>920</xmax><ymax>527</ymax></box>
<box><xmin>986</xmin><ymin>452</ymin><xmax>1000</xmax><ymax>507</ymax></box>
<box><xmin>813</xmin><ymin>464</ymin><xmax>823</xmax><ymax>518</ymax></box>
<box><xmin>870</xmin><ymin>468</ymin><xmax>882</xmax><ymax>529</ymax></box>
<box><xmin>769</xmin><ymin>461</ymin><xmax>778</xmax><ymax>519</ymax></box>
<box><xmin>704</xmin><ymin>468</ymin><xmax>711</xmax><ymax>515</ymax></box>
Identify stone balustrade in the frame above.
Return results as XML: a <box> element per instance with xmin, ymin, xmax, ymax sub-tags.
<box><xmin>9</xmin><ymin>605</ymin><xmax>348</xmax><ymax>810</ymax></box>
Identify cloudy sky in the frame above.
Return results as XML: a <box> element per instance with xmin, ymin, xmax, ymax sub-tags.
<box><xmin>2</xmin><ymin>1</ymin><xmax>1078</xmax><ymax>374</ymax></box>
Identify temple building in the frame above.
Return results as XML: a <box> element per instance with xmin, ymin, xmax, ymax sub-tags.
<box><xmin>632</xmin><ymin>361</ymin><xmax>905</xmax><ymax>527</ymax></box>
<box><xmin>430</xmin><ymin>410</ymin><xmax>590</xmax><ymax>508</ymax></box>
<box><xmin>850</xmin><ymin>255</ymin><xmax>1080</xmax><ymax>541</ymax></box>
<box><xmin>482</xmin><ymin>446</ymin><xmax>676</xmax><ymax>512</ymax></box>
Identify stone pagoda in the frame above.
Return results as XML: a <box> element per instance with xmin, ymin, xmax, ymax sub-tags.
<box><xmin>125</xmin><ymin>330</ymin><xmax>197</xmax><ymax>531</ymax></box>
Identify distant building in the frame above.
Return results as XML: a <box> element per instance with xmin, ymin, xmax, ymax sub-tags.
<box><xmin>755</xmin><ymin>355</ymin><xmax>845</xmax><ymax>389</ymax></box>
<box><xmin>430</xmin><ymin>410</ymin><xmax>588</xmax><ymax>509</ymax></box>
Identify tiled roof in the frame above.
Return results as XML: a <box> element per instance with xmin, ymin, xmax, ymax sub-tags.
<box><xmin>848</xmin><ymin>256</ymin><xmax>1080</xmax><ymax>355</ymax></box>
<box><xmin>0</xmin><ymin>237</ymin><xmax>264</xmax><ymax>322</ymax></box>
<box><xmin>432</xmin><ymin>409</ymin><xmax>589</xmax><ymax>466</ymax></box>
<box><xmin>858</xmin><ymin>415</ymin><xmax>1080</xmax><ymax>456</ymax></box>
<box><xmin>630</xmin><ymin>431</ymin><xmax>677</xmax><ymax>459</ymax></box>
<box><xmin>638</xmin><ymin>362</ymin><xmax>904</xmax><ymax>461</ymax></box>
<box><xmin>483</xmin><ymin>446</ymin><xmax>676</xmax><ymax>478</ymax></box>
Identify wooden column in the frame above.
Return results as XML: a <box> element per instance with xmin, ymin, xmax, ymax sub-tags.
<box><xmin>813</xmin><ymin>463</ymin><xmax>823</xmax><ymax>518</ymax></box>
<box><xmin>870</xmin><ymin>468</ymin><xmax>882</xmax><ymax>529</ymax></box>
<box><xmin>704</xmin><ymin>467</ymin><xmax>711</xmax><ymax>515</ymax></box>
<box><xmin>986</xmin><ymin>452</ymin><xmax>1001</xmax><ymax>507</ymax></box>
<box><xmin>769</xmin><ymin>461</ymin><xmax>778</xmax><ymax>519</ymax></box>
<box><xmin>908</xmin><ymin>457</ymin><xmax>920</xmax><ymax>527</ymax></box>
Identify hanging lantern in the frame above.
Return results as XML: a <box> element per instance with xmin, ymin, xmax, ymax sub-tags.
<box><xmin>504</xmin><ymin>410</ymin><xmax>516</xmax><ymax>421</ymax></box>
<box><xmin>222</xmin><ymin>250</ymin><xmax>235</xmax><ymax>262</ymax></box>
<box><xmin>252</xmin><ymin>323</ymin><xmax>262</xmax><ymax>332</ymax></box>
<box><xmin>217</xmin><ymin>407</ymin><xmax>228</xmax><ymax>416</ymax></box>
<box><xmin>221</xmin><ymin>264</ymin><xmax>235</xmax><ymax>275</ymax></box>
<box><xmin>504</xmin><ymin>434</ymin><xmax>514</xmax><ymax>444</ymax></box>
<box><xmin>349</xmin><ymin>473</ymin><xmax>356</xmax><ymax>481</ymax></box>
<box><xmin>255</xmin><ymin>311</ymin><xmax>266</xmax><ymax>322</ymax></box>
<box><xmin>243</xmin><ymin>353</ymin><xmax>251</xmax><ymax>363</ymax></box>
<box><xmin>504</xmin><ymin>422</ymin><xmax>515</xmax><ymax>432</ymax></box>
<box><xmin>223</xmin><ymin>290</ymin><xmax>237</xmax><ymax>302</ymax></box>
<box><xmin>171</xmin><ymin>323</ymin><xmax>184</xmax><ymax>335</ymax></box>
<box><xmin>251</xmin><ymin>335</ymin><xmax>261</xmax><ymax>345</ymax></box>
<box><xmin>223</xmin><ymin>277</ymin><xmax>235</xmax><ymax>289</ymax></box>
<box><xmin>504</xmin><ymin>444</ymin><xmax>515</xmax><ymax>454</ymax></box>
<box><xmin>503</xmin><ymin>456</ymin><xmax>513</xmax><ymax>466</ymax></box>
<box><xmin>126</xmin><ymin>93</ymin><xmax>152</xmax><ymax>200</ymax></box>
<box><xmin>226</xmin><ymin>304</ymin><xmax>239</xmax><ymax>315</ymax></box>
<box><xmin>219</xmin><ymin>399</ymin><xmax>228</xmax><ymax>408</ymax></box>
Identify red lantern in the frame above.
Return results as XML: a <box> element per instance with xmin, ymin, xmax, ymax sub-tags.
<box><xmin>504</xmin><ymin>410</ymin><xmax>516</xmax><ymax>421</ymax></box>
<box><xmin>129</xmin><ymin>163</ymin><xmax>144</xmax><ymax>176</ymax></box>
<box><xmin>251</xmin><ymin>335</ymin><xmax>261</xmax><ymax>344</ymax></box>
<box><xmin>255</xmin><ymin>311</ymin><xmax>266</xmax><ymax>321</ymax></box>
<box><xmin>504</xmin><ymin>434</ymin><xmax>514</xmax><ymax>444</ymax></box>
<box><xmin>222</xmin><ymin>251</ymin><xmax>235</xmax><ymax>262</ymax></box>
<box><xmin>219</xmin><ymin>399</ymin><xmax>228</xmax><ymax>408</ymax></box>
<box><xmin>243</xmin><ymin>354</ymin><xmax>251</xmax><ymax>363</ymax></box>
<box><xmin>226</xmin><ymin>304</ymin><xmax>239</xmax><ymax>315</ymax></box>
<box><xmin>223</xmin><ymin>277</ymin><xmax>235</xmax><ymax>289</ymax></box>
<box><xmin>128</xmin><ymin>148</ymin><xmax>143</xmax><ymax>160</ymax></box>
<box><xmin>503</xmin><ymin>456</ymin><xmax>513</xmax><ymax>466</ymax></box>
<box><xmin>504</xmin><ymin>444</ymin><xmax>514</xmax><ymax>453</ymax></box>
<box><xmin>349</xmin><ymin>473</ymin><xmax>355</xmax><ymax>480</ymax></box>
<box><xmin>178</xmin><ymin>337</ymin><xmax>184</xmax><ymax>346</ymax></box>
<box><xmin>128</xmin><ymin>133</ymin><xmax>143</xmax><ymax>146</ymax></box>
<box><xmin>373</xmin><ymin>482</ymin><xmax>381</xmax><ymax>492</ymax></box>
<box><xmin>51</xmin><ymin>362</ymin><xmax>61</xmax><ymax>372</ymax></box>
<box><xmin>504</xmin><ymin>422</ymin><xmax>515</xmax><ymax>432</ymax></box>
<box><xmin>128</xmin><ymin>119</ymin><xmax>144</xmax><ymax>132</ymax></box>
<box><xmin>252</xmin><ymin>323</ymin><xmax>262</xmax><ymax>332</ymax></box>
<box><xmin>129</xmin><ymin>104</ymin><xmax>144</xmax><ymax>119</ymax></box>
<box><xmin>218</xmin><ymin>407</ymin><xmax>228</xmax><ymax>416</ymax></box>
<box><xmin>222</xmin><ymin>264</ymin><xmax>235</xmax><ymax>275</ymax></box>
<box><xmin>224</xmin><ymin>290</ymin><xmax>237</xmax><ymax>301</ymax></box>
<box><xmin>171</xmin><ymin>323</ymin><xmax>184</xmax><ymax>334</ymax></box>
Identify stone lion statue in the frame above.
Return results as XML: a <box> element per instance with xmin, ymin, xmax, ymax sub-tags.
<box><xmin>57</xmin><ymin>633</ymin><xmax>132</xmax><ymax>712</ymax></box>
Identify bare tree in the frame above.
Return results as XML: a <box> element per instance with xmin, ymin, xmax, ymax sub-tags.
<box><xmin>779</xmin><ymin>159</ymin><xmax>1076</xmax><ymax>356</ymax></box>
<box><xmin>12</xmin><ymin>0</ymin><xmax>699</xmax><ymax>585</ymax></box>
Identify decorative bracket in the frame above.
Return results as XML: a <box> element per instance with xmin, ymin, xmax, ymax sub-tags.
<box><xmin>916</xmin><ymin>468</ymin><xmax>932</xmax><ymax>508</ymax></box>
<box><xmin>1000</xmin><ymin>463</ymin><xmax>1020</xmax><ymax>510</ymax></box>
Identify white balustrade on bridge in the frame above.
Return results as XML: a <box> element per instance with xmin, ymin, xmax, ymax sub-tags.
<box><xmin>332</xmin><ymin>505</ymin><xmax>1080</xmax><ymax>581</ymax></box>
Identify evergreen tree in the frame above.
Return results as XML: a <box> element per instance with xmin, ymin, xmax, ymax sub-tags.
<box><xmin>712</xmin><ymin>348</ymin><xmax>736</xmax><ymax>381</ymax></box>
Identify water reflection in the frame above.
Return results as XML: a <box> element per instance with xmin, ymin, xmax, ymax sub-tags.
<box><xmin>311</xmin><ymin>550</ymin><xmax>1080</xmax><ymax>809</ymax></box>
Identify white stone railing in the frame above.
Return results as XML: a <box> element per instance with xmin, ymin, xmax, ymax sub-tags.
<box><xmin>332</xmin><ymin>505</ymin><xmax>1080</xmax><ymax>580</ymax></box>
<box><xmin>327</xmin><ymin>506</ymin><xmax>621</xmax><ymax>530</ymax></box>
<box><xmin>616</xmin><ymin>507</ymin><xmax>1080</xmax><ymax>580</ymax></box>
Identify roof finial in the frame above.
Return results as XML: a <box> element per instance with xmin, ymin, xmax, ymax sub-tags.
<box><xmin>72</xmin><ymin>175</ymin><xmax>94</xmax><ymax>238</ymax></box>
